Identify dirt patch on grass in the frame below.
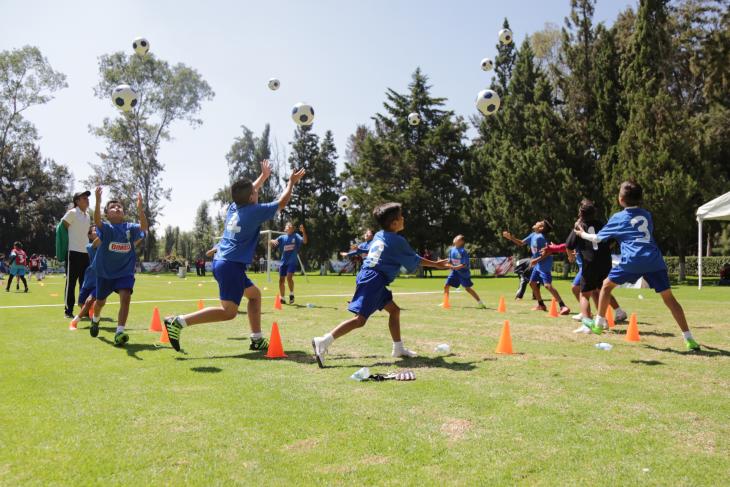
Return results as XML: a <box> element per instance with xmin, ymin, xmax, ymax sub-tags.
<box><xmin>441</xmin><ymin>418</ymin><xmax>472</xmax><ymax>442</ymax></box>
<box><xmin>283</xmin><ymin>437</ymin><xmax>320</xmax><ymax>452</ymax></box>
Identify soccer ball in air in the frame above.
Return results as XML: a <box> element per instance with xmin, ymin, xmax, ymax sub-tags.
<box><xmin>337</xmin><ymin>195</ymin><xmax>350</xmax><ymax>209</ymax></box>
<box><xmin>408</xmin><ymin>112</ymin><xmax>420</xmax><ymax>126</ymax></box>
<box><xmin>132</xmin><ymin>37</ymin><xmax>149</xmax><ymax>56</ymax></box>
<box><xmin>268</xmin><ymin>78</ymin><xmax>280</xmax><ymax>90</ymax></box>
<box><xmin>476</xmin><ymin>89</ymin><xmax>500</xmax><ymax>116</ymax></box>
<box><xmin>292</xmin><ymin>102</ymin><xmax>315</xmax><ymax>126</ymax></box>
<box><xmin>480</xmin><ymin>58</ymin><xmax>494</xmax><ymax>71</ymax></box>
<box><xmin>499</xmin><ymin>29</ymin><xmax>513</xmax><ymax>45</ymax></box>
<box><xmin>112</xmin><ymin>84</ymin><xmax>138</xmax><ymax>112</ymax></box>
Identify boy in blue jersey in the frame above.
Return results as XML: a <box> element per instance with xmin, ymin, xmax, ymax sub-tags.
<box><xmin>502</xmin><ymin>220</ymin><xmax>570</xmax><ymax>315</ymax></box>
<box><xmin>164</xmin><ymin>161</ymin><xmax>305</xmax><ymax>352</ymax></box>
<box><xmin>339</xmin><ymin>229</ymin><xmax>373</xmax><ymax>275</ymax></box>
<box><xmin>576</xmin><ymin>181</ymin><xmax>700</xmax><ymax>350</ymax></box>
<box><xmin>270</xmin><ymin>222</ymin><xmax>308</xmax><ymax>304</ymax></box>
<box><xmin>69</xmin><ymin>226</ymin><xmax>100</xmax><ymax>330</ymax></box>
<box><xmin>444</xmin><ymin>235</ymin><xmax>486</xmax><ymax>308</ymax></box>
<box><xmin>90</xmin><ymin>188</ymin><xmax>148</xmax><ymax>346</ymax></box>
<box><xmin>311</xmin><ymin>203</ymin><xmax>450</xmax><ymax>368</ymax></box>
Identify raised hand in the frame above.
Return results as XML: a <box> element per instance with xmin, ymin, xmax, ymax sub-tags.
<box><xmin>95</xmin><ymin>186</ymin><xmax>103</xmax><ymax>200</ymax></box>
<box><xmin>290</xmin><ymin>168</ymin><xmax>306</xmax><ymax>184</ymax></box>
<box><xmin>260</xmin><ymin>159</ymin><xmax>271</xmax><ymax>180</ymax></box>
<box><xmin>502</xmin><ymin>230</ymin><xmax>512</xmax><ymax>239</ymax></box>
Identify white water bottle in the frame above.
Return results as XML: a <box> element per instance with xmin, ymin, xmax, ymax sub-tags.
<box><xmin>434</xmin><ymin>343</ymin><xmax>450</xmax><ymax>353</ymax></box>
<box><xmin>350</xmin><ymin>367</ymin><xmax>370</xmax><ymax>381</ymax></box>
<box><xmin>595</xmin><ymin>342</ymin><xmax>613</xmax><ymax>351</ymax></box>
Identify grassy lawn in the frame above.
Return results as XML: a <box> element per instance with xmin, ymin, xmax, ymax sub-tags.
<box><xmin>1</xmin><ymin>272</ymin><xmax>728</xmax><ymax>486</ymax></box>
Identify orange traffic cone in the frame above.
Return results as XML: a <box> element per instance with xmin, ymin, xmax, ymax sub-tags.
<box><xmin>197</xmin><ymin>299</ymin><xmax>204</xmax><ymax>310</ymax></box>
<box><xmin>265</xmin><ymin>322</ymin><xmax>287</xmax><ymax>358</ymax></box>
<box><xmin>497</xmin><ymin>296</ymin><xmax>507</xmax><ymax>313</ymax></box>
<box><xmin>548</xmin><ymin>298</ymin><xmax>559</xmax><ymax>317</ymax></box>
<box><xmin>441</xmin><ymin>292</ymin><xmax>451</xmax><ymax>309</ymax></box>
<box><xmin>606</xmin><ymin>307</ymin><xmax>615</xmax><ymax>329</ymax></box>
<box><xmin>160</xmin><ymin>322</ymin><xmax>170</xmax><ymax>343</ymax></box>
<box><xmin>625</xmin><ymin>313</ymin><xmax>640</xmax><ymax>342</ymax></box>
<box><xmin>495</xmin><ymin>320</ymin><xmax>514</xmax><ymax>354</ymax></box>
<box><xmin>274</xmin><ymin>294</ymin><xmax>282</xmax><ymax>310</ymax></box>
<box><xmin>149</xmin><ymin>307</ymin><xmax>163</xmax><ymax>332</ymax></box>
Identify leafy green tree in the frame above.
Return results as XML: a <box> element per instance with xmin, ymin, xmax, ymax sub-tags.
<box><xmin>192</xmin><ymin>201</ymin><xmax>214</xmax><ymax>259</ymax></box>
<box><xmin>85</xmin><ymin>51</ymin><xmax>214</xmax><ymax>259</ymax></box>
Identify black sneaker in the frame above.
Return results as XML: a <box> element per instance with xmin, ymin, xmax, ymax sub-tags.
<box><xmin>65</xmin><ymin>312</ymin><xmax>74</xmax><ymax>319</ymax></box>
<box><xmin>289</xmin><ymin>294</ymin><xmax>295</xmax><ymax>305</ymax></box>
<box><xmin>90</xmin><ymin>320</ymin><xmax>100</xmax><ymax>338</ymax></box>
<box><xmin>164</xmin><ymin>317</ymin><xmax>183</xmax><ymax>352</ymax></box>
<box><xmin>249</xmin><ymin>337</ymin><xmax>269</xmax><ymax>351</ymax></box>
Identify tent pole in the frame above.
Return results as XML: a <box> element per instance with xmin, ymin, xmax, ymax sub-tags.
<box><xmin>697</xmin><ymin>218</ymin><xmax>702</xmax><ymax>290</ymax></box>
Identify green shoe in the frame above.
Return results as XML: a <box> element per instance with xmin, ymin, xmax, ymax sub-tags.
<box><xmin>164</xmin><ymin>317</ymin><xmax>183</xmax><ymax>352</ymax></box>
<box><xmin>685</xmin><ymin>338</ymin><xmax>700</xmax><ymax>352</ymax></box>
<box><xmin>249</xmin><ymin>337</ymin><xmax>269</xmax><ymax>351</ymax></box>
<box><xmin>90</xmin><ymin>320</ymin><xmax>100</xmax><ymax>338</ymax></box>
<box><xmin>477</xmin><ymin>302</ymin><xmax>487</xmax><ymax>309</ymax></box>
<box><xmin>114</xmin><ymin>331</ymin><xmax>129</xmax><ymax>347</ymax></box>
<box><xmin>582</xmin><ymin>317</ymin><xmax>603</xmax><ymax>336</ymax></box>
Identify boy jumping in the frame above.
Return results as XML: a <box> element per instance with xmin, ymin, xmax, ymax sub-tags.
<box><xmin>444</xmin><ymin>234</ymin><xmax>485</xmax><ymax>308</ymax></box>
<box><xmin>575</xmin><ymin>181</ymin><xmax>700</xmax><ymax>351</ymax></box>
<box><xmin>164</xmin><ymin>160</ymin><xmax>305</xmax><ymax>352</ymax></box>
<box><xmin>311</xmin><ymin>202</ymin><xmax>450</xmax><ymax>368</ymax></box>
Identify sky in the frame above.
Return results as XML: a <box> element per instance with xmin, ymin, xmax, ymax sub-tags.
<box><xmin>2</xmin><ymin>0</ymin><xmax>633</xmax><ymax>231</ymax></box>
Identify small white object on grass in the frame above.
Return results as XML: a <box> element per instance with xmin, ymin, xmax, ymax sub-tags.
<box><xmin>434</xmin><ymin>343</ymin><xmax>451</xmax><ymax>353</ymax></box>
<box><xmin>638</xmin><ymin>294</ymin><xmax>644</xmax><ymax>300</ymax></box>
<box><xmin>595</xmin><ymin>342</ymin><xmax>613</xmax><ymax>351</ymax></box>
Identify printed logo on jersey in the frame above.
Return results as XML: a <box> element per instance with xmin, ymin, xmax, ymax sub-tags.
<box><xmin>283</xmin><ymin>244</ymin><xmax>296</xmax><ymax>252</ymax></box>
<box><xmin>109</xmin><ymin>242</ymin><xmax>132</xmax><ymax>253</ymax></box>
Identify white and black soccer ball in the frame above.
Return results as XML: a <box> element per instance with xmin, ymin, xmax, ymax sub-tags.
<box><xmin>337</xmin><ymin>195</ymin><xmax>350</xmax><ymax>209</ymax></box>
<box><xmin>112</xmin><ymin>84</ymin><xmax>138</xmax><ymax>112</ymax></box>
<box><xmin>407</xmin><ymin>112</ymin><xmax>420</xmax><ymax>126</ymax></box>
<box><xmin>498</xmin><ymin>29</ymin><xmax>513</xmax><ymax>45</ymax></box>
<box><xmin>132</xmin><ymin>37</ymin><xmax>150</xmax><ymax>56</ymax></box>
<box><xmin>268</xmin><ymin>78</ymin><xmax>280</xmax><ymax>91</ymax></box>
<box><xmin>292</xmin><ymin>102</ymin><xmax>315</xmax><ymax>126</ymax></box>
<box><xmin>476</xmin><ymin>89</ymin><xmax>500</xmax><ymax>116</ymax></box>
<box><xmin>481</xmin><ymin>57</ymin><xmax>494</xmax><ymax>71</ymax></box>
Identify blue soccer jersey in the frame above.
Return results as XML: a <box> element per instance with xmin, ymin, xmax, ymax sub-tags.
<box><xmin>362</xmin><ymin>231</ymin><xmax>422</xmax><ymax>283</ymax></box>
<box><xmin>216</xmin><ymin>202</ymin><xmax>279</xmax><ymax>264</ymax></box>
<box><xmin>276</xmin><ymin>233</ymin><xmax>304</xmax><ymax>266</ymax></box>
<box><xmin>346</xmin><ymin>240</ymin><xmax>371</xmax><ymax>257</ymax></box>
<box><xmin>82</xmin><ymin>243</ymin><xmax>98</xmax><ymax>289</ymax></box>
<box><xmin>95</xmin><ymin>222</ymin><xmax>144</xmax><ymax>279</ymax></box>
<box><xmin>449</xmin><ymin>247</ymin><xmax>471</xmax><ymax>278</ymax></box>
<box><xmin>595</xmin><ymin>207</ymin><xmax>666</xmax><ymax>273</ymax></box>
<box><xmin>522</xmin><ymin>232</ymin><xmax>552</xmax><ymax>272</ymax></box>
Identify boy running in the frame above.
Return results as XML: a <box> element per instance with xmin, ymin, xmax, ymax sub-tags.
<box><xmin>270</xmin><ymin>222</ymin><xmax>308</xmax><ymax>304</ymax></box>
<box><xmin>164</xmin><ymin>161</ymin><xmax>305</xmax><ymax>352</ymax></box>
<box><xmin>444</xmin><ymin>234</ymin><xmax>486</xmax><ymax>308</ymax></box>
<box><xmin>311</xmin><ymin>203</ymin><xmax>450</xmax><ymax>368</ymax></box>
<box><xmin>90</xmin><ymin>188</ymin><xmax>148</xmax><ymax>346</ymax></box>
<box><xmin>575</xmin><ymin>181</ymin><xmax>700</xmax><ymax>351</ymax></box>
<box><xmin>339</xmin><ymin>229</ymin><xmax>374</xmax><ymax>275</ymax></box>
<box><xmin>70</xmin><ymin>226</ymin><xmax>100</xmax><ymax>330</ymax></box>
<box><xmin>502</xmin><ymin>220</ymin><xmax>570</xmax><ymax>315</ymax></box>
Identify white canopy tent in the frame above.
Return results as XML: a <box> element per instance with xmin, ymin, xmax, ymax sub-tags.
<box><xmin>696</xmin><ymin>191</ymin><xmax>730</xmax><ymax>289</ymax></box>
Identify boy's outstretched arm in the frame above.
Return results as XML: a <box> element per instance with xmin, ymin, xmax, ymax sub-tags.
<box><xmin>277</xmin><ymin>168</ymin><xmax>306</xmax><ymax>210</ymax></box>
<box><xmin>300</xmin><ymin>224</ymin><xmax>308</xmax><ymax>245</ymax></box>
<box><xmin>205</xmin><ymin>246</ymin><xmax>217</xmax><ymax>258</ymax></box>
<box><xmin>94</xmin><ymin>186</ymin><xmax>102</xmax><ymax>228</ymax></box>
<box><xmin>422</xmin><ymin>257</ymin><xmax>451</xmax><ymax>269</ymax></box>
<box><xmin>137</xmin><ymin>193</ymin><xmax>149</xmax><ymax>232</ymax></box>
<box><xmin>253</xmin><ymin>159</ymin><xmax>272</xmax><ymax>191</ymax></box>
<box><xmin>502</xmin><ymin>231</ymin><xmax>525</xmax><ymax>247</ymax></box>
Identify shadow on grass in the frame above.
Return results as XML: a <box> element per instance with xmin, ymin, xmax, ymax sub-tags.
<box><xmin>286</xmin><ymin>303</ymin><xmax>339</xmax><ymax>310</ymax></box>
<box><xmin>175</xmin><ymin>350</ymin><xmax>314</xmax><ymax>365</ymax></box>
<box><xmin>631</xmin><ymin>359</ymin><xmax>665</xmax><ymax>366</ymax></box>
<box><xmin>613</xmin><ymin>329</ymin><xmax>676</xmax><ymax>338</ymax></box>
<box><xmin>325</xmin><ymin>353</ymin><xmax>479</xmax><ymax>371</ymax></box>
<box><xmin>190</xmin><ymin>366</ymin><xmax>222</xmax><ymax>373</ymax></box>
<box><xmin>643</xmin><ymin>344</ymin><xmax>730</xmax><ymax>358</ymax></box>
<box><xmin>98</xmin><ymin>336</ymin><xmax>169</xmax><ymax>360</ymax></box>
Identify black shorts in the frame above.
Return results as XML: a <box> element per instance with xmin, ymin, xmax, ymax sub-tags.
<box><xmin>581</xmin><ymin>262</ymin><xmax>612</xmax><ymax>293</ymax></box>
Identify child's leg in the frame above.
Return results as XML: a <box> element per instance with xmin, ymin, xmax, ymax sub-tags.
<box><xmin>287</xmin><ymin>273</ymin><xmax>295</xmax><ymax>295</ymax></box>
<box><xmin>5</xmin><ymin>275</ymin><xmax>14</xmax><ymax>290</ymax></box>
<box><xmin>659</xmin><ymin>289</ymin><xmax>690</xmax><ymax>333</ymax></box>
<box><xmin>464</xmin><ymin>286</ymin><xmax>481</xmax><ymax>302</ymax></box>
<box><xmin>384</xmin><ymin>301</ymin><xmax>401</xmax><ymax>342</ymax></box>
<box><xmin>330</xmin><ymin>314</ymin><xmax>368</xmax><ymax>339</ymax></box>
<box><xmin>278</xmin><ymin>275</ymin><xmax>286</xmax><ymax>297</ymax></box>
<box><xmin>93</xmin><ymin>298</ymin><xmax>106</xmax><ymax>317</ymax></box>
<box><xmin>609</xmin><ymin>295</ymin><xmax>620</xmax><ymax>309</ymax></box>
<box><xmin>579</xmin><ymin>292</ymin><xmax>593</xmax><ymax>318</ymax></box>
<box><xmin>179</xmin><ymin>300</ymin><xmax>239</xmax><ymax>325</ymax></box>
<box><xmin>530</xmin><ymin>281</ymin><xmax>542</xmax><ymax>301</ymax></box>
<box><xmin>443</xmin><ymin>284</ymin><xmax>450</xmax><ymax>298</ymax></box>
<box><xmin>544</xmin><ymin>283</ymin><xmax>563</xmax><ymax>303</ymax></box>
<box><xmin>572</xmin><ymin>285</ymin><xmax>581</xmax><ymax>303</ymax></box>
<box><xmin>596</xmin><ymin>279</ymin><xmax>618</xmax><ymax>318</ymax></box>
<box><xmin>117</xmin><ymin>289</ymin><xmax>132</xmax><ymax>328</ymax></box>
<box><xmin>243</xmin><ymin>285</ymin><xmax>261</xmax><ymax>335</ymax></box>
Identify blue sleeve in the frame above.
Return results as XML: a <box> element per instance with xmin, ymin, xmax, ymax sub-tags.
<box><xmin>129</xmin><ymin>223</ymin><xmax>144</xmax><ymax>241</ymax></box>
<box><xmin>596</xmin><ymin>213</ymin><xmax>624</xmax><ymax>242</ymax></box>
<box><xmin>276</xmin><ymin>235</ymin><xmax>285</xmax><ymax>246</ymax></box>
<box><xmin>97</xmin><ymin>222</ymin><xmax>113</xmax><ymax>243</ymax></box>
<box><xmin>254</xmin><ymin>202</ymin><xmax>279</xmax><ymax>225</ymax></box>
<box><xmin>397</xmin><ymin>236</ymin><xmax>422</xmax><ymax>272</ymax></box>
<box><xmin>521</xmin><ymin>233</ymin><xmax>533</xmax><ymax>244</ymax></box>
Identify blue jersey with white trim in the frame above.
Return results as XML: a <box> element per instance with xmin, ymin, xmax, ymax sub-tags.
<box><xmin>216</xmin><ymin>202</ymin><xmax>279</xmax><ymax>264</ymax></box>
<box><xmin>362</xmin><ymin>231</ymin><xmax>421</xmax><ymax>284</ymax></box>
<box><xmin>596</xmin><ymin>207</ymin><xmax>665</xmax><ymax>273</ymax></box>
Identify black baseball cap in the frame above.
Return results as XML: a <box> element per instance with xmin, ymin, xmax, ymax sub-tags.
<box><xmin>73</xmin><ymin>191</ymin><xmax>91</xmax><ymax>206</ymax></box>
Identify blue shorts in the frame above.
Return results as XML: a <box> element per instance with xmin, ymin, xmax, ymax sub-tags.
<box><xmin>607</xmin><ymin>266</ymin><xmax>670</xmax><ymax>293</ymax></box>
<box><xmin>348</xmin><ymin>269</ymin><xmax>393</xmax><ymax>319</ymax></box>
<box><xmin>445</xmin><ymin>271</ymin><xmax>473</xmax><ymax>289</ymax></box>
<box><xmin>279</xmin><ymin>262</ymin><xmax>298</xmax><ymax>276</ymax></box>
<box><xmin>529</xmin><ymin>267</ymin><xmax>553</xmax><ymax>285</ymax></box>
<box><xmin>214</xmin><ymin>260</ymin><xmax>254</xmax><ymax>306</ymax></box>
<box><xmin>10</xmin><ymin>264</ymin><xmax>26</xmax><ymax>276</ymax></box>
<box><xmin>572</xmin><ymin>268</ymin><xmax>583</xmax><ymax>287</ymax></box>
<box><xmin>96</xmin><ymin>275</ymin><xmax>135</xmax><ymax>300</ymax></box>
<box><xmin>78</xmin><ymin>286</ymin><xmax>97</xmax><ymax>305</ymax></box>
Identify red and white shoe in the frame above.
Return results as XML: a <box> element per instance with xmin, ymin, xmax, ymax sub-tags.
<box><xmin>532</xmin><ymin>304</ymin><xmax>547</xmax><ymax>312</ymax></box>
<box><xmin>559</xmin><ymin>306</ymin><xmax>571</xmax><ymax>316</ymax></box>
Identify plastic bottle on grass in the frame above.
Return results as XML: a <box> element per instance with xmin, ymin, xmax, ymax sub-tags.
<box><xmin>595</xmin><ymin>342</ymin><xmax>613</xmax><ymax>351</ymax></box>
<box><xmin>434</xmin><ymin>344</ymin><xmax>450</xmax><ymax>353</ymax></box>
<box><xmin>350</xmin><ymin>367</ymin><xmax>370</xmax><ymax>381</ymax></box>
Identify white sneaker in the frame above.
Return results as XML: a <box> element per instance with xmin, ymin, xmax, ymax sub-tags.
<box><xmin>311</xmin><ymin>337</ymin><xmax>328</xmax><ymax>368</ymax></box>
<box><xmin>573</xmin><ymin>325</ymin><xmax>591</xmax><ymax>334</ymax></box>
<box><xmin>392</xmin><ymin>346</ymin><xmax>418</xmax><ymax>358</ymax></box>
<box><xmin>614</xmin><ymin>309</ymin><xmax>628</xmax><ymax>323</ymax></box>
<box><xmin>572</xmin><ymin>313</ymin><xmax>584</xmax><ymax>322</ymax></box>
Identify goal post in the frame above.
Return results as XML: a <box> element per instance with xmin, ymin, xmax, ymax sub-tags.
<box><xmin>259</xmin><ymin>229</ymin><xmax>308</xmax><ymax>283</ymax></box>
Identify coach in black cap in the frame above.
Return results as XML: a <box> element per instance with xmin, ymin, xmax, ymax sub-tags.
<box><xmin>61</xmin><ymin>190</ymin><xmax>92</xmax><ymax>318</ymax></box>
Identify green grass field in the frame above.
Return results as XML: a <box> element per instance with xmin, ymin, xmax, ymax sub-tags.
<box><xmin>1</xmin><ymin>272</ymin><xmax>728</xmax><ymax>486</ymax></box>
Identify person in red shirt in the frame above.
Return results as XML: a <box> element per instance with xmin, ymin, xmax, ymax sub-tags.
<box><xmin>6</xmin><ymin>242</ymin><xmax>29</xmax><ymax>293</ymax></box>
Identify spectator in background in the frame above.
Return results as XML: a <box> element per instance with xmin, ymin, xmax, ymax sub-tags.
<box><xmin>422</xmin><ymin>249</ymin><xmax>434</xmax><ymax>277</ymax></box>
<box><xmin>60</xmin><ymin>191</ymin><xmax>92</xmax><ymax>318</ymax></box>
<box><xmin>720</xmin><ymin>263</ymin><xmax>730</xmax><ymax>286</ymax></box>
